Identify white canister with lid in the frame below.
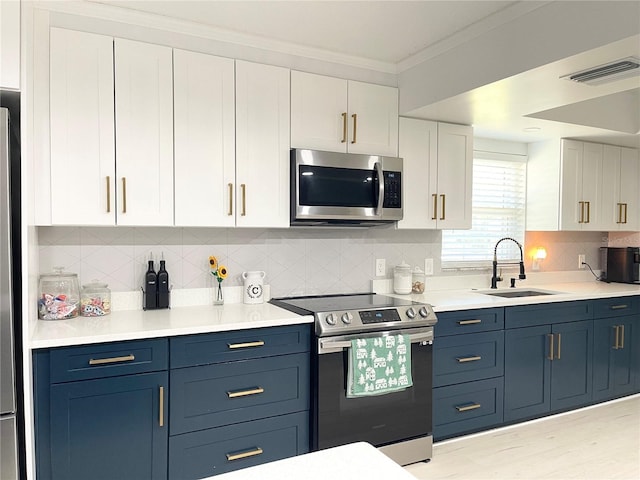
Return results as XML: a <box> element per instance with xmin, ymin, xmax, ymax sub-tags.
<box><xmin>242</xmin><ymin>271</ymin><xmax>266</xmax><ymax>304</ymax></box>
<box><xmin>393</xmin><ymin>262</ymin><xmax>412</xmax><ymax>294</ymax></box>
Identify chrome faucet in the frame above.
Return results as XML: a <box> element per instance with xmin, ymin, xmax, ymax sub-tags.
<box><xmin>491</xmin><ymin>237</ymin><xmax>526</xmax><ymax>289</ymax></box>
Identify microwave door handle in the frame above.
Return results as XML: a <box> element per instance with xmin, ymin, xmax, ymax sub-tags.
<box><xmin>374</xmin><ymin>161</ymin><xmax>384</xmax><ymax>216</ymax></box>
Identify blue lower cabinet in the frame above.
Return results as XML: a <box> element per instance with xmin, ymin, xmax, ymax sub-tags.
<box><xmin>433</xmin><ymin>377</ymin><xmax>504</xmax><ymax>440</ymax></box>
<box><xmin>49</xmin><ymin>372</ymin><xmax>168</xmax><ymax>480</ymax></box>
<box><xmin>168</xmin><ymin>412</ymin><xmax>309</xmax><ymax>479</ymax></box>
<box><xmin>593</xmin><ymin>316</ymin><xmax>638</xmax><ymax>401</ymax></box>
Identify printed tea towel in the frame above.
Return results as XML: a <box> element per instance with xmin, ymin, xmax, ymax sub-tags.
<box><xmin>347</xmin><ymin>334</ymin><xmax>412</xmax><ymax>398</ymax></box>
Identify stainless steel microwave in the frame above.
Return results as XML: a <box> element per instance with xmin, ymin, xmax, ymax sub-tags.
<box><xmin>290</xmin><ymin>149</ymin><xmax>403</xmax><ymax>226</ymax></box>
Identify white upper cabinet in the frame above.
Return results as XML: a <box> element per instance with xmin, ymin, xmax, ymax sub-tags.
<box><xmin>397</xmin><ymin>118</ymin><xmax>473</xmax><ymax>230</ymax></box>
<box><xmin>601</xmin><ymin>145</ymin><xmax>639</xmax><ymax>231</ymax></box>
<box><xmin>173</xmin><ymin>49</ymin><xmax>235</xmax><ymax>227</ymax></box>
<box><xmin>0</xmin><ymin>0</ymin><xmax>20</xmax><ymax>89</ymax></box>
<box><xmin>49</xmin><ymin>28</ymin><xmax>115</xmax><ymax>225</ymax></box>
<box><xmin>291</xmin><ymin>71</ymin><xmax>398</xmax><ymax>156</ymax></box>
<box><xmin>114</xmin><ymin>38</ymin><xmax>174</xmax><ymax>226</ymax></box>
<box><xmin>235</xmin><ymin>60</ymin><xmax>290</xmax><ymax>228</ymax></box>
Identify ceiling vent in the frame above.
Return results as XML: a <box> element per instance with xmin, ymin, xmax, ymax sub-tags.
<box><xmin>561</xmin><ymin>57</ymin><xmax>640</xmax><ymax>86</ymax></box>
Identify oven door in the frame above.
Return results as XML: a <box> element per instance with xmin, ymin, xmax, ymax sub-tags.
<box><xmin>312</xmin><ymin>327</ymin><xmax>433</xmax><ymax>451</ymax></box>
<box><xmin>291</xmin><ymin>149</ymin><xmax>402</xmax><ymax>224</ymax></box>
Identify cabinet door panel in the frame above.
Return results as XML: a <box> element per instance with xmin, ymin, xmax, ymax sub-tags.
<box><xmin>581</xmin><ymin>142</ymin><xmax>604</xmax><ymax>230</ymax></box>
<box><xmin>594</xmin><ymin>316</ymin><xmax>638</xmax><ymax>401</ymax></box>
<box><xmin>50</xmin><ymin>372</ymin><xmax>168</xmax><ymax>480</ymax></box>
<box><xmin>290</xmin><ymin>71</ymin><xmax>347</xmax><ymax>153</ymax></box>
<box><xmin>620</xmin><ymin>147</ymin><xmax>639</xmax><ymax>231</ymax></box>
<box><xmin>550</xmin><ymin>320</ymin><xmax>592</xmax><ymax>411</ymax></box>
<box><xmin>559</xmin><ymin>139</ymin><xmax>583</xmax><ymax>230</ymax></box>
<box><xmin>115</xmin><ymin>38</ymin><xmax>174</xmax><ymax>226</ymax></box>
<box><xmin>504</xmin><ymin>325</ymin><xmax>550</xmax><ymax>422</ymax></box>
<box><xmin>50</xmin><ymin>28</ymin><xmax>115</xmax><ymax>225</ymax></box>
<box><xmin>174</xmin><ymin>49</ymin><xmax>235</xmax><ymax>227</ymax></box>
<box><xmin>235</xmin><ymin>61</ymin><xmax>290</xmax><ymax>227</ymax></box>
<box><xmin>347</xmin><ymin>80</ymin><xmax>398</xmax><ymax>156</ymax></box>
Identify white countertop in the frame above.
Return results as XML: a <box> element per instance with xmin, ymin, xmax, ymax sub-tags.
<box><xmin>30</xmin><ymin>302</ymin><xmax>313</xmax><ymax>349</ymax></box>
<box><xmin>29</xmin><ymin>279</ymin><xmax>640</xmax><ymax>349</ymax></box>
<box><xmin>208</xmin><ymin>442</ymin><xmax>416</xmax><ymax>480</ymax></box>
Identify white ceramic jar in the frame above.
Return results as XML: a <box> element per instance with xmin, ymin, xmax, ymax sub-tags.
<box><xmin>393</xmin><ymin>262</ymin><xmax>412</xmax><ymax>294</ymax></box>
<box><xmin>242</xmin><ymin>271</ymin><xmax>266</xmax><ymax>304</ymax></box>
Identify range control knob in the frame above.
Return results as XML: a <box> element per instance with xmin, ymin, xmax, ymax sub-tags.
<box><xmin>341</xmin><ymin>312</ymin><xmax>354</xmax><ymax>324</ymax></box>
<box><xmin>406</xmin><ymin>307</ymin><xmax>417</xmax><ymax>319</ymax></box>
<box><xmin>325</xmin><ymin>313</ymin><xmax>337</xmax><ymax>326</ymax></box>
<box><xmin>419</xmin><ymin>306</ymin><xmax>431</xmax><ymax>318</ymax></box>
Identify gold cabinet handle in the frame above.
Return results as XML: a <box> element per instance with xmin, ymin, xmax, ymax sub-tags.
<box><xmin>617</xmin><ymin>203</ymin><xmax>623</xmax><ymax>224</ymax></box>
<box><xmin>351</xmin><ymin>113</ymin><xmax>357</xmax><ymax>144</ymax></box>
<box><xmin>88</xmin><ymin>354</ymin><xmax>135</xmax><ymax>366</ymax></box>
<box><xmin>611</xmin><ymin>304</ymin><xmax>629</xmax><ymax>310</ymax></box>
<box><xmin>341</xmin><ymin>112</ymin><xmax>347</xmax><ymax>143</ymax></box>
<box><xmin>227</xmin><ymin>340</ymin><xmax>265</xmax><ymax>350</ymax></box>
<box><xmin>619</xmin><ymin>324</ymin><xmax>625</xmax><ymax>349</ymax></box>
<box><xmin>241</xmin><ymin>183</ymin><xmax>246</xmax><ymax>216</ymax></box>
<box><xmin>226</xmin><ymin>447</ymin><xmax>263</xmax><ymax>462</ymax></box>
<box><xmin>457</xmin><ymin>319</ymin><xmax>482</xmax><ymax>325</ymax></box>
<box><xmin>623</xmin><ymin>203</ymin><xmax>628</xmax><ymax>224</ymax></box>
<box><xmin>456</xmin><ymin>355</ymin><xmax>482</xmax><ymax>363</ymax></box>
<box><xmin>432</xmin><ymin>194</ymin><xmax>438</xmax><ymax>220</ymax></box>
<box><xmin>455</xmin><ymin>403</ymin><xmax>481</xmax><ymax>412</ymax></box>
<box><xmin>159</xmin><ymin>386</ymin><xmax>164</xmax><ymax>427</ymax></box>
<box><xmin>556</xmin><ymin>333</ymin><xmax>562</xmax><ymax>360</ymax></box>
<box><xmin>227</xmin><ymin>387</ymin><xmax>264</xmax><ymax>399</ymax></box>
<box><xmin>228</xmin><ymin>183</ymin><xmax>233</xmax><ymax>216</ymax></box>
<box><xmin>440</xmin><ymin>194</ymin><xmax>446</xmax><ymax>220</ymax></box>
<box><xmin>613</xmin><ymin>325</ymin><xmax>620</xmax><ymax>350</ymax></box>
<box><xmin>106</xmin><ymin>176</ymin><xmax>111</xmax><ymax>213</ymax></box>
<box><xmin>547</xmin><ymin>333</ymin><xmax>554</xmax><ymax>361</ymax></box>
<box><xmin>578</xmin><ymin>201</ymin><xmax>584</xmax><ymax>223</ymax></box>
<box><xmin>122</xmin><ymin>177</ymin><xmax>127</xmax><ymax>213</ymax></box>
<box><xmin>585</xmin><ymin>201</ymin><xmax>590</xmax><ymax>223</ymax></box>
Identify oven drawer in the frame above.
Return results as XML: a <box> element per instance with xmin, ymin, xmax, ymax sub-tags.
<box><xmin>169</xmin><ymin>411</ymin><xmax>309</xmax><ymax>479</ymax></box>
<box><xmin>433</xmin><ymin>331</ymin><xmax>504</xmax><ymax>387</ymax></box>
<box><xmin>435</xmin><ymin>308</ymin><xmax>504</xmax><ymax>336</ymax></box>
<box><xmin>170</xmin><ymin>353</ymin><xmax>310</xmax><ymax>435</ymax></box>
<box><xmin>433</xmin><ymin>377</ymin><xmax>504</xmax><ymax>440</ymax></box>
<box><xmin>49</xmin><ymin>339</ymin><xmax>168</xmax><ymax>383</ymax></box>
<box><xmin>170</xmin><ymin>325</ymin><xmax>311</xmax><ymax>368</ymax></box>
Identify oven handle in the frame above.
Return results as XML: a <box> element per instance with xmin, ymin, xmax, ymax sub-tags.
<box><xmin>374</xmin><ymin>161</ymin><xmax>384</xmax><ymax>216</ymax></box>
<box><xmin>318</xmin><ymin>329</ymin><xmax>433</xmax><ymax>354</ymax></box>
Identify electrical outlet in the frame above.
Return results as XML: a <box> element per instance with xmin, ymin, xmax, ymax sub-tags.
<box><xmin>375</xmin><ymin>259</ymin><xmax>386</xmax><ymax>277</ymax></box>
<box><xmin>424</xmin><ymin>258</ymin><xmax>434</xmax><ymax>275</ymax></box>
<box><xmin>578</xmin><ymin>254</ymin><xmax>586</xmax><ymax>269</ymax></box>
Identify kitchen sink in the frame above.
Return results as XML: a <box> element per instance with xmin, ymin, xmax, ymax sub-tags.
<box><xmin>481</xmin><ymin>289</ymin><xmax>558</xmax><ymax>298</ymax></box>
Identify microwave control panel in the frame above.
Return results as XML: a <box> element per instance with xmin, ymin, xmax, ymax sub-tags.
<box><xmin>383</xmin><ymin>171</ymin><xmax>402</xmax><ymax>208</ymax></box>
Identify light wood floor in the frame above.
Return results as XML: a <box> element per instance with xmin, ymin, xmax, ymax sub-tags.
<box><xmin>405</xmin><ymin>395</ymin><xmax>640</xmax><ymax>480</ymax></box>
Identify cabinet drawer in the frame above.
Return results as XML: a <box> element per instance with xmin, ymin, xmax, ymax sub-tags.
<box><xmin>49</xmin><ymin>338</ymin><xmax>168</xmax><ymax>383</ymax></box>
<box><xmin>505</xmin><ymin>301</ymin><xmax>592</xmax><ymax>329</ymax></box>
<box><xmin>168</xmin><ymin>411</ymin><xmax>309</xmax><ymax>479</ymax></box>
<box><xmin>433</xmin><ymin>377</ymin><xmax>504</xmax><ymax>440</ymax></box>
<box><xmin>434</xmin><ymin>331</ymin><xmax>504</xmax><ymax>387</ymax></box>
<box><xmin>170</xmin><ymin>325</ymin><xmax>311</xmax><ymax>368</ymax></box>
<box><xmin>171</xmin><ymin>353</ymin><xmax>310</xmax><ymax>435</ymax></box>
<box><xmin>593</xmin><ymin>296</ymin><xmax>639</xmax><ymax>318</ymax></box>
<box><xmin>435</xmin><ymin>308</ymin><xmax>504</xmax><ymax>336</ymax></box>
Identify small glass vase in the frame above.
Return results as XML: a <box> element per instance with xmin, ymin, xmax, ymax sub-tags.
<box><xmin>213</xmin><ymin>282</ymin><xmax>224</xmax><ymax>305</ymax></box>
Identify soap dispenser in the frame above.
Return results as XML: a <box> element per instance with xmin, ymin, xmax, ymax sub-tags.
<box><xmin>144</xmin><ymin>253</ymin><xmax>157</xmax><ymax>310</ymax></box>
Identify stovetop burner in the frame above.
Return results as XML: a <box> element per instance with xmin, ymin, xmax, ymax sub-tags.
<box><xmin>270</xmin><ymin>292</ymin><xmax>437</xmax><ymax>336</ymax></box>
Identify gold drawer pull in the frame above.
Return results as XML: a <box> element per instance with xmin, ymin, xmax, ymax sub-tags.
<box><xmin>432</xmin><ymin>194</ymin><xmax>438</xmax><ymax>220</ymax></box>
<box><xmin>341</xmin><ymin>112</ymin><xmax>347</xmax><ymax>143</ymax></box>
<box><xmin>456</xmin><ymin>403</ymin><xmax>481</xmax><ymax>412</ymax></box>
<box><xmin>547</xmin><ymin>334</ymin><xmax>554</xmax><ymax>361</ymax></box>
<box><xmin>122</xmin><ymin>177</ymin><xmax>127</xmax><ymax>213</ymax></box>
<box><xmin>159</xmin><ymin>386</ymin><xmax>164</xmax><ymax>427</ymax></box>
<box><xmin>226</xmin><ymin>447</ymin><xmax>263</xmax><ymax>462</ymax></box>
<box><xmin>457</xmin><ymin>319</ymin><xmax>482</xmax><ymax>325</ymax></box>
<box><xmin>88</xmin><ymin>354</ymin><xmax>135</xmax><ymax>366</ymax></box>
<box><xmin>610</xmin><ymin>304</ymin><xmax>628</xmax><ymax>310</ymax></box>
<box><xmin>613</xmin><ymin>325</ymin><xmax>620</xmax><ymax>350</ymax></box>
<box><xmin>227</xmin><ymin>387</ymin><xmax>264</xmax><ymax>399</ymax></box>
<box><xmin>351</xmin><ymin>113</ymin><xmax>357</xmax><ymax>144</ymax></box>
<box><xmin>456</xmin><ymin>355</ymin><xmax>482</xmax><ymax>363</ymax></box>
<box><xmin>228</xmin><ymin>183</ymin><xmax>233</xmax><ymax>216</ymax></box>
<box><xmin>106</xmin><ymin>176</ymin><xmax>111</xmax><ymax>213</ymax></box>
<box><xmin>619</xmin><ymin>324</ymin><xmax>625</xmax><ymax>349</ymax></box>
<box><xmin>227</xmin><ymin>340</ymin><xmax>265</xmax><ymax>350</ymax></box>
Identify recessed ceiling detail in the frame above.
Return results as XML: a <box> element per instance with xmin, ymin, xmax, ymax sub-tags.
<box><xmin>561</xmin><ymin>57</ymin><xmax>640</xmax><ymax>86</ymax></box>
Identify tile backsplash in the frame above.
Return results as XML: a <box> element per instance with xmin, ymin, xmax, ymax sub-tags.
<box><xmin>38</xmin><ymin>227</ymin><xmax>608</xmax><ymax>297</ymax></box>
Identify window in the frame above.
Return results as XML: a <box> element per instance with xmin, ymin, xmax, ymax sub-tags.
<box><xmin>441</xmin><ymin>149</ymin><xmax>527</xmax><ymax>268</ymax></box>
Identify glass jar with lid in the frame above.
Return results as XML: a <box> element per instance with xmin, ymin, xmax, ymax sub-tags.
<box><xmin>412</xmin><ymin>267</ymin><xmax>426</xmax><ymax>294</ymax></box>
<box><xmin>393</xmin><ymin>261</ymin><xmax>412</xmax><ymax>294</ymax></box>
<box><xmin>81</xmin><ymin>281</ymin><xmax>111</xmax><ymax>317</ymax></box>
<box><xmin>38</xmin><ymin>267</ymin><xmax>80</xmax><ymax>320</ymax></box>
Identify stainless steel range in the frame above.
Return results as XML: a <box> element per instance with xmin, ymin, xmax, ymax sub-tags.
<box><xmin>270</xmin><ymin>293</ymin><xmax>437</xmax><ymax>466</ymax></box>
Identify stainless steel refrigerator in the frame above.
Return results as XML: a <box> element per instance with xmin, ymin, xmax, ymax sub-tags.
<box><xmin>1</xmin><ymin>95</ymin><xmax>21</xmax><ymax>480</ymax></box>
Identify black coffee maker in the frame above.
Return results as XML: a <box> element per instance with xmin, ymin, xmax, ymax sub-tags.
<box><xmin>600</xmin><ymin>247</ymin><xmax>640</xmax><ymax>284</ymax></box>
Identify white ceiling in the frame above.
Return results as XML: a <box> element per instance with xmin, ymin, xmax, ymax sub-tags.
<box><xmin>89</xmin><ymin>0</ymin><xmax>640</xmax><ymax>148</ymax></box>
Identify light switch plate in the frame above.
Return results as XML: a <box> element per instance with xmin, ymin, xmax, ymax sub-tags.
<box><xmin>424</xmin><ymin>258</ymin><xmax>434</xmax><ymax>275</ymax></box>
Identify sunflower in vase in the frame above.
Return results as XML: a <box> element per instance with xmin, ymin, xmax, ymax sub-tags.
<box><xmin>209</xmin><ymin>256</ymin><xmax>228</xmax><ymax>304</ymax></box>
